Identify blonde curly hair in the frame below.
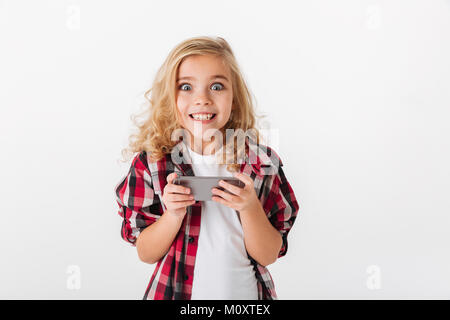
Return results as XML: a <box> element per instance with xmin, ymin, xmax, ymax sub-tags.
<box><xmin>120</xmin><ymin>36</ymin><xmax>266</xmax><ymax>172</ymax></box>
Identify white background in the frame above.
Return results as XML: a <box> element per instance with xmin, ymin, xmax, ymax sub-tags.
<box><xmin>1</xmin><ymin>0</ymin><xmax>449</xmax><ymax>299</ymax></box>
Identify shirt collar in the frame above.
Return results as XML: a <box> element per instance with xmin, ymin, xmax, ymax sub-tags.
<box><xmin>167</xmin><ymin>135</ymin><xmax>282</xmax><ymax>177</ymax></box>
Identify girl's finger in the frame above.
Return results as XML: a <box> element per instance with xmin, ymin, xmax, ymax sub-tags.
<box><xmin>233</xmin><ymin>172</ymin><xmax>252</xmax><ymax>188</ymax></box>
<box><xmin>166</xmin><ymin>172</ymin><xmax>178</xmax><ymax>184</ymax></box>
<box><xmin>212</xmin><ymin>187</ymin><xmax>236</xmax><ymax>202</ymax></box>
<box><xmin>218</xmin><ymin>180</ymin><xmax>243</xmax><ymax>196</ymax></box>
<box><xmin>211</xmin><ymin>196</ymin><xmax>230</xmax><ymax>208</ymax></box>
<box><xmin>170</xmin><ymin>200</ymin><xmax>196</xmax><ymax>209</ymax></box>
<box><xmin>166</xmin><ymin>193</ymin><xmax>194</xmax><ymax>202</ymax></box>
<box><xmin>166</xmin><ymin>183</ymin><xmax>191</xmax><ymax>195</ymax></box>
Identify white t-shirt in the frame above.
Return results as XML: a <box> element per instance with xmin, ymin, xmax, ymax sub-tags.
<box><xmin>185</xmin><ymin>144</ymin><xmax>258</xmax><ymax>300</ymax></box>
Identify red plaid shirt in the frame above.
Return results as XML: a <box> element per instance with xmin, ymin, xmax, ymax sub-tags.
<box><xmin>115</xmin><ymin>137</ymin><xmax>300</xmax><ymax>300</ymax></box>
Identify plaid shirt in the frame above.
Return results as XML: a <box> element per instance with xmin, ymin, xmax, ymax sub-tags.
<box><xmin>115</xmin><ymin>137</ymin><xmax>300</xmax><ymax>300</ymax></box>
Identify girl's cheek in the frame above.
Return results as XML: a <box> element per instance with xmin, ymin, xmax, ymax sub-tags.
<box><xmin>177</xmin><ymin>98</ymin><xmax>189</xmax><ymax>112</ymax></box>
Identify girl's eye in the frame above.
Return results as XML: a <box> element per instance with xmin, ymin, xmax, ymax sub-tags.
<box><xmin>211</xmin><ymin>82</ymin><xmax>224</xmax><ymax>91</ymax></box>
<box><xmin>179</xmin><ymin>83</ymin><xmax>192</xmax><ymax>91</ymax></box>
<box><xmin>178</xmin><ymin>82</ymin><xmax>225</xmax><ymax>91</ymax></box>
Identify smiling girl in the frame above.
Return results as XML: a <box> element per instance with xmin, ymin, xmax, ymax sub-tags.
<box><xmin>115</xmin><ymin>36</ymin><xmax>300</xmax><ymax>300</ymax></box>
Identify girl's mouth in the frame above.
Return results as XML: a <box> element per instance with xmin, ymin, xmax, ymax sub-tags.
<box><xmin>189</xmin><ymin>113</ymin><xmax>216</xmax><ymax>123</ymax></box>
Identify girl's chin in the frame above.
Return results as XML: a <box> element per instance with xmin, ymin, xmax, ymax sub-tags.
<box><xmin>186</xmin><ymin>128</ymin><xmax>225</xmax><ymax>140</ymax></box>
<box><xmin>187</xmin><ymin>124</ymin><xmax>223</xmax><ymax>134</ymax></box>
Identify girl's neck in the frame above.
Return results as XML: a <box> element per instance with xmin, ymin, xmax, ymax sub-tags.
<box><xmin>185</xmin><ymin>137</ymin><xmax>220</xmax><ymax>156</ymax></box>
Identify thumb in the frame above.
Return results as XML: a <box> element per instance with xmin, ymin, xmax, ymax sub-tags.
<box><xmin>167</xmin><ymin>172</ymin><xmax>178</xmax><ymax>184</ymax></box>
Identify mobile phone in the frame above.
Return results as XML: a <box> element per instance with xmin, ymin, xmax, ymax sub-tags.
<box><xmin>173</xmin><ymin>176</ymin><xmax>245</xmax><ymax>201</ymax></box>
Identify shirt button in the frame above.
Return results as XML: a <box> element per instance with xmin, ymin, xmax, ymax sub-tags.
<box><xmin>184</xmin><ymin>274</ymin><xmax>189</xmax><ymax>281</ymax></box>
<box><xmin>188</xmin><ymin>236</ymin><xmax>194</xmax><ymax>243</ymax></box>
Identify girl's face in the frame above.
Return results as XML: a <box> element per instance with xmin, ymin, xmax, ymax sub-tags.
<box><xmin>175</xmin><ymin>54</ymin><xmax>234</xmax><ymax>151</ymax></box>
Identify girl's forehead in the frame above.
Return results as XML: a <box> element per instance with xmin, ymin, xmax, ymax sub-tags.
<box><xmin>177</xmin><ymin>55</ymin><xmax>231</xmax><ymax>77</ymax></box>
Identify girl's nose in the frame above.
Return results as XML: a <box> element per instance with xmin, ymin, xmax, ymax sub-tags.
<box><xmin>194</xmin><ymin>92</ymin><xmax>212</xmax><ymax>105</ymax></box>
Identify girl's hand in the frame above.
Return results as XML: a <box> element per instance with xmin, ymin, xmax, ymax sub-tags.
<box><xmin>162</xmin><ymin>172</ymin><xmax>195</xmax><ymax>220</ymax></box>
<box><xmin>211</xmin><ymin>172</ymin><xmax>261</xmax><ymax>214</ymax></box>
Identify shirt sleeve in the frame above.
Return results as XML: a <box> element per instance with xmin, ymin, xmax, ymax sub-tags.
<box><xmin>265</xmin><ymin>164</ymin><xmax>300</xmax><ymax>259</ymax></box>
<box><xmin>114</xmin><ymin>152</ymin><xmax>163</xmax><ymax>247</ymax></box>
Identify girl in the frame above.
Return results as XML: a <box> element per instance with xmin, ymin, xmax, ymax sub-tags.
<box><xmin>115</xmin><ymin>36</ymin><xmax>299</xmax><ymax>300</ymax></box>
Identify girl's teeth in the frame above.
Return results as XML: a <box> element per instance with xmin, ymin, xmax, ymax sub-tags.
<box><xmin>192</xmin><ymin>114</ymin><xmax>213</xmax><ymax>120</ymax></box>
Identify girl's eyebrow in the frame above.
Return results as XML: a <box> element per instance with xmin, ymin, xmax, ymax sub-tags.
<box><xmin>176</xmin><ymin>75</ymin><xmax>229</xmax><ymax>83</ymax></box>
